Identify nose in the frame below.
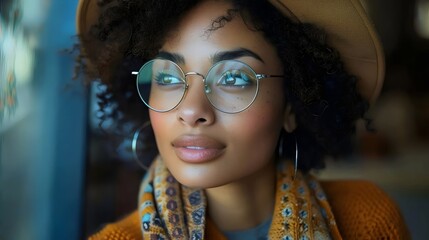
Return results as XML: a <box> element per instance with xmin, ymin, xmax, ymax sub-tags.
<box><xmin>176</xmin><ymin>74</ymin><xmax>215</xmax><ymax>127</ymax></box>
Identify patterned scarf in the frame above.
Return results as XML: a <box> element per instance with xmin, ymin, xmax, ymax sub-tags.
<box><xmin>138</xmin><ymin>157</ymin><xmax>342</xmax><ymax>240</ymax></box>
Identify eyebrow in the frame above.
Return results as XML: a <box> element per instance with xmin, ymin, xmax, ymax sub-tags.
<box><xmin>212</xmin><ymin>48</ymin><xmax>264</xmax><ymax>63</ymax></box>
<box><xmin>156</xmin><ymin>48</ymin><xmax>264</xmax><ymax>65</ymax></box>
<box><xmin>156</xmin><ymin>51</ymin><xmax>186</xmax><ymax>64</ymax></box>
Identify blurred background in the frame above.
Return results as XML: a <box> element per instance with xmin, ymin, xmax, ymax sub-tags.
<box><xmin>0</xmin><ymin>0</ymin><xmax>428</xmax><ymax>239</ymax></box>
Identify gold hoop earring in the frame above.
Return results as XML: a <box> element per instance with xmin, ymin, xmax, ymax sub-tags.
<box><xmin>132</xmin><ymin>121</ymin><xmax>152</xmax><ymax>171</ymax></box>
<box><xmin>293</xmin><ymin>138</ymin><xmax>298</xmax><ymax>181</ymax></box>
<box><xmin>278</xmin><ymin>133</ymin><xmax>284</xmax><ymax>158</ymax></box>
<box><xmin>278</xmin><ymin>132</ymin><xmax>298</xmax><ymax>180</ymax></box>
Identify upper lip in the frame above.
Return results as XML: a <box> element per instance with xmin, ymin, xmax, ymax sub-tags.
<box><xmin>172</xmin><ymin>135</ymin><xmax>225</xmax><ymax>149</ymax></box>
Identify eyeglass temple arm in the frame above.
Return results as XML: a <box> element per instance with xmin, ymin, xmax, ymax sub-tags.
<box><xmin>256</xmin><ymin>74</ymin><xmax>285</xmax><ymax>79</ymax></box>
<box><xmin>131</xmin><ymin>72</ymin><xmax>283</xmax><ymax>79</ymax></box>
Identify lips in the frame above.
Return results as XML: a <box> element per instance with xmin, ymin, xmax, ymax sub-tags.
<box><xmin>172</xmin><ymin>135</ymin><xmax>226</xmax><ymax>163</ymax></box>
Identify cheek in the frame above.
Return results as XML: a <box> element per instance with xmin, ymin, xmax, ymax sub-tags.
<box><xmin>225</xmin><ymin>88</ymin><xmax>286</xmax><ymax>158</ymax></box>
<box><xmin>243</xmin><ymin>88</ymin><xmax>285</xmax><ymax>130</ymax></box>
<box><xmin>149</xmin><ymin>111</ymin><xmax>161</xmax><ymax>137</ymax></box>
<box><xmin>149</xmin><ymin>111</ymin><xmax>162</xmax><ymax>133</ymax></box>
<box><xmin>149</xmin><ymin>111</ymin><xmax>173</xmax><ymax>153</ymax></box>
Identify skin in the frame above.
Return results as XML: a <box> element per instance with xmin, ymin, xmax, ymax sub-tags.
<box><xmin>149</xmin><ymin>0</ymin><xmax>296</xmax><ymax>231</ymax></box>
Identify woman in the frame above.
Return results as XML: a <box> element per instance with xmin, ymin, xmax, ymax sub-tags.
<box><xmin>76</xmin><ymin>0</ymin><xmax>409</xmax><ymax>239</ymax></box>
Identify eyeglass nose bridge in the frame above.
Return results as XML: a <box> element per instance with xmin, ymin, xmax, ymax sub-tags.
<box><xmin>184</xmin><ymin>71</ymin><xmax>205</xmax><ymax>79</ymax></box>
<box><xmin>184</xmin><ymin>72</ymin><xmax>212</xmax><ymax>94</ymax></box>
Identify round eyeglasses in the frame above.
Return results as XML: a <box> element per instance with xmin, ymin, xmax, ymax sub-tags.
<box><xmin>132</xmin><ymin>59</ymin><xmax>284</xmax><ymax>113</ymax></box>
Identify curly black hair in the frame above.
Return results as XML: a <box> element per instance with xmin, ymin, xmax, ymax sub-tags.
<box><xmin>76</xmin><ymin>0</ymin><xmax>369</xmax><ymax>172</ymax></box>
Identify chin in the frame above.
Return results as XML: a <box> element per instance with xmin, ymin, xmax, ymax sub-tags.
<box><xmin>173</xmin><ymin>174</ymin><xmax>226</xmax><ymax>189</ymax></box>
<box><xmin>168</xmin><ymin>167</ymin><xmax>232</xmax><ymax>189</ymax></box>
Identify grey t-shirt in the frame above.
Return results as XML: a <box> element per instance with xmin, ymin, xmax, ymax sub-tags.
<box><xmin>223</xmin><ymin>217</ymin><xmax>272</xmax><ymax>240</ymax></box>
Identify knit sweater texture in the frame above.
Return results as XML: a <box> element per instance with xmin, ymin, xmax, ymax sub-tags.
<box><xmin>88</xmin><ymin>180</ymin><xmax>410</xmax><ymax>240</ymax></box>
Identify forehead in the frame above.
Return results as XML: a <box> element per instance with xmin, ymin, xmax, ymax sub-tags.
<box><xmin>160</xmin><ymin>0</ymin><xmax>280</xmax><ymax>69</ymax></box>
<box><xmin>163</xmin><ymin>0</ymin><xmax>235</xmax><ymax>44</ymax></box>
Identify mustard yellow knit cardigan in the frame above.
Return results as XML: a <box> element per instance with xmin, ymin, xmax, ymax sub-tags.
<box><xmin>88</xmin><ymin>180</ymin><xmax>410</xmax><ymax>240</ymax></box>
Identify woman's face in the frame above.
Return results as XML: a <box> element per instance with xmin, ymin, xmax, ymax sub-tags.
<box><xmin>150</xmin><ymin>0</ymin><xmax>289</xmax><ymax>188</ymax></box>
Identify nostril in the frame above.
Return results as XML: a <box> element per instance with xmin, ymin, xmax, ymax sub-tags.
<box><xmin>178</xmin><ymin>116</ymin><xmax>208</xmax><ymax>125</ymax></box>
<box><xmin>197</xmin><ymin>118</ymin><xmax>207</xmax><ymax>123</ymax></box>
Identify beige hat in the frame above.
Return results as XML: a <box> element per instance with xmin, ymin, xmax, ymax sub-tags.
<box><xmin>77</xmin><ymin>0</ymin><xmax>384</xmax><ymax>103</ymax></box>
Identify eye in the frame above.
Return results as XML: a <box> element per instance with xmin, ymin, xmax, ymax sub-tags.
<box><xmin>217</xmin><ymin>70</ymin><xmax>253</xmax><ymax>87</ymax></box>
<box><xmin>154</xmin><ymin>72</ymin><xmax>183</xmax><ymax>85</ymax></box>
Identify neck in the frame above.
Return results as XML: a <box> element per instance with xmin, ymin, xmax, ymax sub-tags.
<box><xmin>205</xmin><ymin>160</ymin><xmax>276</xmax><ymax>232</ymax></box>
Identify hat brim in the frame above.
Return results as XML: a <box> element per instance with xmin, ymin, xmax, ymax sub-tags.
<box><xmin>77</xmin><ymin>0</ymin><xmax>384</xmax><ymax>103</ymax></box>
<box><xmin>269</xmin><ymin>0</ymin><xmax>384</xmax><ymax>103</ymax></box>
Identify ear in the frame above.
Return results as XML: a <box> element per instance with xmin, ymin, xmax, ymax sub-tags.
<box><xmin>283</xmin><ymin>104</ymin><xmax>297</xmax><ymax>133</ymax></box>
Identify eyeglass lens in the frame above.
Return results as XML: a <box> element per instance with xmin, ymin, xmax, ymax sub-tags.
<box><xmin>136</xmin><ymin>59</ymin><xmax>259</xmax><ymax>113</ymax></box>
